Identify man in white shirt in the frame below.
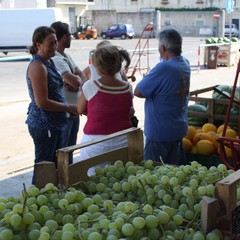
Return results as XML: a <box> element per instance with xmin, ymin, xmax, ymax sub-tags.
<box><xmin>51</xmin><ymin>21</ymin><xmax>86</xmax><ymax>164</ymax></box>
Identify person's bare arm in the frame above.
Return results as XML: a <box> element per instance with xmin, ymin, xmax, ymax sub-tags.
<box><xmin>75</xmin><ymin>67</ymin><xmax>87</xmax><ymax>84</ymax></box>
<box><xmin>28</xmin><ymin>60</ymin><xmax>78</xmax><ymax>115</ymax></box>
<box><xmin>120</xmin><ymin>69</ymin><xmax>128</xmax><ymax>82</ymax></box>
<box><xmin>82</xmin><ymin>66</ymin><xmax>91</xmax><ymax>81</ymax></box>
<box><xmin>134</xmin><ymin>87</ymin><xmax>145</xmax><ymax>98</ymax></box>
<box><xmin>77</xmin><ymin>93</ymin><xmax>88</xmax><ymax>115</ymax></box>
<box><xmin>62</xmin><ymin>72</ymin><xmax>81</xmax><ymax>91</ymax></box>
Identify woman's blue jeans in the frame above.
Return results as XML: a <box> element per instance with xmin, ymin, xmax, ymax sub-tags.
<box><xmin>28</xmin><ymin>126</ymin><xmax>66</xmax><ymax>184</ymax></box>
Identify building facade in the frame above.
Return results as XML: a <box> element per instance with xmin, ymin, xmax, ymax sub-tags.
<box><xmin>0</xmin><ymin>0</ymin><xmax>238</xmax><ymax>37</ymax></box>
<box><xmin>87</xmin><ymin>0</ymin><xmax>238</xmax><ymax>12</ymax></box>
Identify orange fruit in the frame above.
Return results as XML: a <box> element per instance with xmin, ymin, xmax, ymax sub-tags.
<box><xmin>196</xmin><ymin>140</ymin><xmax>216</xmax><ymax>155</ymax></box>
<box><xmin>185</xmin><ymin>126</ymin><xmax>197</xmax><ymax>141</ymax></box>
<box><xmin>202</xmin><ymin>123</ymin><xmax>217</xmax><ymax>133</ymax></box>
<box><xmin>182</xmin><ymin>137</ymin><xmax>193</xmax><ymax>152</ymax></box>
<box><xmin>217</xmin><ymin>124</ymin><xmax>231</xmax><ymax>134</ymax></box>
<box><xmin>192</xmin><ymin>132</ymin><xmax>212</xmax><ymax>145</ymax></box>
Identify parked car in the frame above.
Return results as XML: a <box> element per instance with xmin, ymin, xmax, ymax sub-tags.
<box><xmin>101</xmin><ymin>23</ymin><xmax>135</xmax><ymax>39</ymax></box>
<box><xmin>224</xmin><ymin>24</ymin><xmax>239</xmax><ymax>37</ymax></box>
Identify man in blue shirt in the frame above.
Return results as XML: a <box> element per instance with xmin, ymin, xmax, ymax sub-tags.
<box><xmin>134</xmin><ymin>27</ymin><xmax>190</xmax><ymax>165</ymax></box>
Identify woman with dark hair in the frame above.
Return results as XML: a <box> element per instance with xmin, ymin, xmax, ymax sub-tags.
<box><xmin>26</xmin><ymin>26</ymin><xmax>78</xmax><ymax>184</ymax></box>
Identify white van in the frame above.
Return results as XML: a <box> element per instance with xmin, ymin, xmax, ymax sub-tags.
<box><xmin>0</xmin><ymin>8</ymin><xmax>63</xmax><ymax>54</ymax></box>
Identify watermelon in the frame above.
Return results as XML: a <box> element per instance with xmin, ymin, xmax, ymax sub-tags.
<box><xmin>211</xmin><ymin>38</ymin><xmax>218</xmax><ymax>44</ymax></box>
<box><xmin>212</xmin><ymin>85</ymin><xmax>232</xmax><ymax>114</ymax></box>
<box><xmin>223</xmin><ymin>37</ymin><xmax>231</xmax><ymax>43</ymax></box>
<box><xmin>187</xmin><ymin>104</ymin><xmax>208</xmax><ymax>126</ymax></box>
<box><xmin>205</xmin><ymin>38</ymin><xmax>212</xmax><ymax>44</ymax></box>
<box><xmin>231</xmin><ymin>37</ymin><xmax>238</xmax><ymax>42</ymax></box>
<box><xmin>217</xmin><ymin>37</ymin><xmax>224</xmax><ymax>43</ymax></box>
<box><xmin>212</xmin><ymin>85</ymin><xmax>240</xmax><ymax>114</ymax></box>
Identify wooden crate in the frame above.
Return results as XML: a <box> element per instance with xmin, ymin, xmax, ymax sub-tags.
<box><xmin>35</xmin><ymin>127</ymin><xmax>144</xmax><ymax>188</ymax></box>
<box><xmin>188</xmin><ymin>85</ymin><xmax>240</xmax><ymax>128</ymax></box>
<box><xmin>201</xmin><ymin>169</ymin><xmax>240</xmax><ymax>239</ymax></box>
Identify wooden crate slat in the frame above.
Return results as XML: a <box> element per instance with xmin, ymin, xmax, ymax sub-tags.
<box><xmin>55</xmin><ymin>127</ymin><xmax>143</xmax><ymax>187</ymax></box>
<box><xmin>35</xmin><ymin>161</ymin><xmax>57</xmax><ymax>188</ymax></box>
<box><xmin>56</xmin><ymin>151</ymin><xmax>69</xmax><ymax>187</ymax></box>
<box><xmin>201</xmin><ymin>196</ymin><xmax>218</xmax><ymax>233</ymax></box>
<box><xmin>215</xmin><ymin>169</ymin><xmax>240</xmax><ymax>213</ymax></box>
<box><xmin>68</xmin><ymin>147</ymin><xmax>129</xmax><ymax>184</ymax></box>
<box><xmin>127</xmin><ymin>128</ymin><xmax>144</xmax><ymax>163</ymax></box>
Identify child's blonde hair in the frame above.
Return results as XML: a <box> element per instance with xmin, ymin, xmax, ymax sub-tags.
<box><xmin>96</xmin><ymin>40</ymin><xmax>111</xmax><ymax>49</ymax></box>
<box><xmin>92</xmin><ymin>45</ymin><xmax>130</xmax><ymax>76</ymax></box>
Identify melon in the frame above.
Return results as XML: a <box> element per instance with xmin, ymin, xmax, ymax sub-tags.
<box><xmin>206</xmin><ymin>131</ymin><xmax>217</xmax><ymax>141</ymax></box>
<box><xmin>193</xmin><ymin>132</ymin><xmax>212</xmax><ymax>145</ymax></box>
<box><xmin>211</xmin><ymin>38</ymin><xmax>218</xmax><ymax>44</ymax></box>
<box><xmin>196</xmin><ymin>140</ymin><xmax>216</xmax><ymax>155</ymax></box>
<box><xmin>224</xmin><ymin>129</ymin><xmax>237</xmax><ymax>138</ymax></box>
<box><xmin>187</xmin><ymin>104</ymin><xmax>208</xmax><ymax>126</ymax></box>
<box><xmin>212</xmin><ymin>85</ymin><xmax>232</xmax><ymax>115</ymax></box>
<box><xmin>205</xmin><ymin>38</ymin><xmax>212</xmax><ymax>44</ymax></box>
<box><xmin>212</xmin><ymin>133</ymin><xmax>221</xmax><ymax>148</ymax></box>
<box><xmin>202</xmin><ymin>123</ymin><xmax>217</xmax><ymax>133</ymax></box>
<box><xmin>182</xmin><ymin>137</ymin><xmax>193</xmax><ymax>152</ymax></box>
<box><xmin>217</xmin><ymin>124</ymin><xmax>231</xmax><ymax>134</ymax></box>
<box><xmin>191</xmin><ymin>145</ymin><xmax>198</xmax><ymax>154</ymax></box>
<box><xmin>185</xmin><ymin>126</ymin><xmax>197</xmax><ymax>141</ymax></box>
<box><xmin>212</xmin><ymin>85</ymin><xmax>240</xmax><ymax>116</ymax></box>
<box><xmin>218</xmin><ymin>146</ymin><xmax>232</xmax><ymax>158</ymax></box>
<box><xmin>231</xmin><ymin>37</ymin><xmax>238</xmax><ymax>42</ymax></box>
<box><xmin>223</xmin><ymin>37</ymin><xmax>231</xmax><ymax>43</ymax></box>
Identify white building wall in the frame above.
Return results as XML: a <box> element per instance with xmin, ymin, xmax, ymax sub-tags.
<box><xmin>1</xmin><ymin>0</ymin><xmax>45</xmax><ymax>8</ymax></box>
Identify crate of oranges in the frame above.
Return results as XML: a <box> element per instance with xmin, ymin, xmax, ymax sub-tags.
<box><xmin>183</xmin><ymin>123</ymin><xmax>235</xmax><ymax>168</ymax></box>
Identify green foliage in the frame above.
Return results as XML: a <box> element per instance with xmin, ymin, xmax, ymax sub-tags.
<box><xmin>155</xmin><ymin>7</ymin><xmax>221</xmax><ymax>12</ymax></box>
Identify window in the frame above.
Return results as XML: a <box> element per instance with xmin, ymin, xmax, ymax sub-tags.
<box><xmin>161</xmin><ymin>0</ymin><xmax>169</xmax><ymax>4</ymax></box>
